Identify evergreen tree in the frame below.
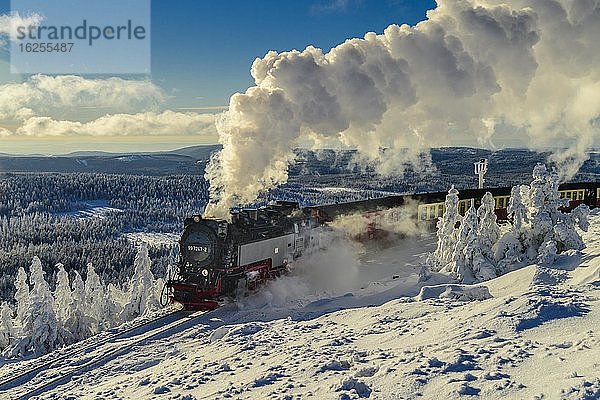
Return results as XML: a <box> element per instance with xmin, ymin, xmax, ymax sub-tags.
<box><xmin>14</xmin><ymin>267</ymin><xmax>29</xmax><ymax>326</ymax></box>
<box><xmin>17</xmin><ymin>257</ymin><xmax>60</xmax><ymax>355</ymax></box>
<box><xmin>507</xmin><ymin>185</ymin><xmax>528</xmax><ymax>233</ymax></box>
<box><xmin>428</xmin><ymin>186</ymin><xmax>461</xmax><ymax>271</ymax></box>
<box><xmin>84</xmin><ymin>263</ymin><xmax>107</xmax><ymax>334</ymax></box>
<box><xmin>104</xmin><ymin>283</ymin><xmax>125</xmax><ymax>327</ymax></box>
<box><xmin>526</xmin><ymin>164</ymin><xmax>588</xmax><ymax>257</ymax></box>
<box><xmin>446</xmin><ymin>206</ymin><xmax>480</xmax><ymax>283</ymax></box>
<box><xmin>67</xmin><ymin>271</ymin><xmax>94</xmax><ymax>341</ymax></box>
<box><xmin>54</xmin><ymin>263</ymin><xmax>72</xmax><ymax>327</ymax></box>
<box><xmin>121</xmin><ymin>245</ymin><xmax>157</xmax><ymax>320</ymax></box>
<box><xmin>0</xmin><ymin>302</ymin><xmax>14</xmax><ymax>349</ymax></box>
<box><xmin>477</xmin><ymin>192</ymin><xmax>500</xmax><ymax>260</ymax></box>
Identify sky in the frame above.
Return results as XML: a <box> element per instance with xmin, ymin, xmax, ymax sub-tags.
<box><xmin>0</xmin><ymin>0</ymin><xmax>436</xmax><ymax>154</ymax></box>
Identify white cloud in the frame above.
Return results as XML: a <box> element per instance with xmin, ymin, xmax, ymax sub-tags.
<box><xmin>7</xmin><ymin>111</ymin><xmax>217</xmax><ymax>138</ymax></box>
<box><xmin>0</xmin><ymin>12</ymin><xmax>43</xmax><ymax>46</ymax></box>
<box><xmin>0</xmin><ymin>74</ymin><xmax>166</xmax><ymax>121</ymax></box>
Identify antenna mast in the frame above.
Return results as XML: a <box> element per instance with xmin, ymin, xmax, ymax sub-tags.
<box><xmin>474</xmin><ymin>158</ymin><xmax>488</xmax><ymax>189</ymax></box>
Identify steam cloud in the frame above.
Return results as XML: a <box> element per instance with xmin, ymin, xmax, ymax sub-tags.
<box><xmin>204</xmin><ymin>0</ymin><xmax>600</xmax><ymax>218</ymax></box>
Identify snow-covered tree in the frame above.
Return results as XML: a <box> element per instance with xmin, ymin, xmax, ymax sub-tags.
<box><xmin>16</xmin><ymin>257</ymin><xmax>60</xmax><ymax>355</ymax></box>
<box><xmin>66</xmin><ymin>271</ymin><xmax>94</xmax><ymax>341</ymax></box>
<box><xmin>507</xmin><ymin>185</ymin><xmax>528</xmax><ymax>233</ymax></box>
<box><xmin>121</xmin><ymin>245</ymin><xmax>157</xmax><ymax>320</ymax></box>
<box><xmin>494</xmin><ymin>164</ymin><xmax>589</xmax><ymax>272</ymax></box>
<box><xmin>14</xmin><ymin>267</ymin><xmax>29</xmax><ymax>326</ymax></box>
<box><xmin>445</xmin><ymin>205</ymin><xmax>478</xmax><ymax>282</ymax></box>
<box><xmin>477</xmin><ymin>192</ymin><xmax>500</xmax><ymax>260</ymax></box>
<box><xmin>427</xmin><ymin>186</ymin><xmax>461</xmax><ymax>271</ymax></box>
<box><xmin>104</xmin><ymin>283</ymin><xmax>125</xmax><ymax>327</ymax></box>
<box><xmin>444</xmin><ymin>204</ymin><xmax>496</xmax><ymax>283</ymax></box>
<box><xmin>54</xmin><ymin>263</ymin><xmax>72</xmax><ymax>327</ymax></box>
<box><xmin>84</xmin><ymin>263</ymin><xmax>107</xmax><ymax>333</ymax></box>
<box><xmin>493</xmin><ymin>231</ymin><xmax>523</xmax><ymax>274</ymax></box>
<box><xmin>525</xmin><ymin>164</ymin><xmax>588</xmax><ymax>257</ymax></box>
<box><xmin>0</xmin><ymin>302</ymin><xmax>14</xmax><ymax>349</ymax></box>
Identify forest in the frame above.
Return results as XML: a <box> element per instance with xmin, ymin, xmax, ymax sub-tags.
<box><xmin>0</xmin><ymin>173</ymin><xmax>208</xmax><ymax>301</ymax></box>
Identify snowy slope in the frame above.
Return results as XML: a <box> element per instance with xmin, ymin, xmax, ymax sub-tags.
<box><xmin>9</xmin><ymin>216</ymin><xmax>600</xmax><ymax>399</ymax></box>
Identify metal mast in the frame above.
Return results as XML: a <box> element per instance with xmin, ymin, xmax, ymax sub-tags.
<box><xmin>474</xmin><ymin>158</ymin><xmax>488</xmax><ymax>189</ymax></box>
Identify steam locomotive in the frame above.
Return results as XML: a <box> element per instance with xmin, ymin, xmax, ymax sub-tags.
<box><xmin>167</xmin><ymin>202</ymin><xmax>318</xmax><ymax>310</ymax></box>
<box><xmin>166</xmin><ymin>181</ymin><xmax>599</xmax><ymax>310</ymax></box>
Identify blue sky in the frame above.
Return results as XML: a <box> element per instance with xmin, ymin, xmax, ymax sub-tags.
<box><xmin>149</xmin><ymin>0</ymin><xmax>436</xmax><ymax>108</ymax></box>
<box><xmin>1</xmin><ymin>0</ymin><xmax>435</xmax><ymax>107</ymax></box>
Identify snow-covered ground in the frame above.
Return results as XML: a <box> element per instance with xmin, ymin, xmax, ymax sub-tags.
<box><xmin>59</xmin><ymin>200</ymin><xmax>122</xmax><ymax>219</ymax></box>
<box><xmin>6</xmin><ymin>215</ymin><xmax>600</xmax><ymax>399</ymax></box>
<box><xmin>123</xmin><ymin>232</ymin><xmax>179</xmax><ymax>248</ymax></box>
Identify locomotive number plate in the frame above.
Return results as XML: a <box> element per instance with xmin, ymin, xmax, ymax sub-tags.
<box><xmin>188</xmin><ymin>245</ymin><xmax>210</xmax><ymax>253</ymax></box>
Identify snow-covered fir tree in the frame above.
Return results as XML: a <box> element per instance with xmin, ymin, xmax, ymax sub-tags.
<box><xmin>434</xmin><ymin>164</ymin><xmax>590</xmax><ymax>283</ymax></box>
<box><xmin>507</xmin><ymin>185</ymin><xmax>528</xmax><ymax>233</ymax></box>
<box><xmin>0</xmin><ymin>302</ymin><xmax>14</xmax><ymax>349</ymax></box>
<box><xmin>477</xmin><ymin>192</ymin><xmax>500</xmax><ymax>260</ymax></box>
<box><xmin>104</xmin><ymin>283</ymin><xmax>125</xmax><ymax>327</ymax></box>
<box><xmin>525</xmin><ymin>164</ymin><xmax>588</xmax><ymax>261</ymax></box>
<box><xmin>67</xmin><ymin>271</ymin><xmax>94</xmax><ymax>341</ymax></box>
<box><xmin>121</xmin><ymin>244</ymin><xmax>157</xmax><ymax>320</ymax></box>
<box><xmin>427</xmin><ymin>186</ymin><xmax>461</xmax><ymax>271</ymax></box>
<box><xmin>14</xmin><ymin>266</ymin><xmax>29</xmax><ymax>326</ymax></box>
<box><xmin>4</xmin><ymin>246</ymin><xmax>165</xmax><ymax>357</ymax></box>
<box><xmin>15</xmin><ymin>257</ymin><xmax>60</xmax><ymax>355</ymax></box>
<box><xmin>444</xmin><ymin>204</ymin><xmax>496</xmax><ymax>283</ymax></box>
<box><xmin>445</xmin><ymin>205</ymin><xmax>479</xmax><ymax>282</ymax></box>
<box><xmin>84</xmin><ymin>263</ymin><xmax>107</xmax><ymax>334</ymax></box>
<box><xmin>493</xmin><ymin>185</ymin><xmax>530</xmax><ymax>272</ymax></box>
<box><xmin>54</xmin><ymin>263</ymin><xmax>72</xmax><ymax>327</ymax></box>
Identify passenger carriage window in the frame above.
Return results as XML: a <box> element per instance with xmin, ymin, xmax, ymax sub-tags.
<box><xmin>579</xmin><ymin>191</ymin><xmax>584</xmax><ymax>200</ymax></box>
<box><xmin>499</xmin><ymin>198</ymin><xmax>504</xmax><ymax>208</ymax></box>
<box><xmin>560</xmin><ymin>192</ymin><xmax>564</xmax><ymax>198</ymax></box>
<box><xmin>459</xmin><ymin>202</ymin><xmax>466</xmax><ymax>215</ymax></box>
<box><xmin>438</xmin><ymin>204</ymin><xmax>443</xmax><ymax>216</ymax></box>
<box><xmin>567</xmin><ymin>192</ymin><xmax>572</xmax><ymax>199</ymax></box>
<box><xmin>429</xmin><ymin>206</ymin><xmax>435</xmax><ymax>219</ymax></box>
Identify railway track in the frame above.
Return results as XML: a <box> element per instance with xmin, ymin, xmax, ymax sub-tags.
<box><xmin>0</xmin><ymin>306</ymin><xmax>212</xmax><ymax>400</ymax></box>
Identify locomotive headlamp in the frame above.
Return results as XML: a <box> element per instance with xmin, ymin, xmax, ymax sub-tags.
<box><xmin>201</xmin><ymin>269</ymin><xmax>209</xmax><ymax>277</ymax></box>
<box><xmin>194</xmin><ymin>216</ymin><xmax>201</xmax><ymax>223</ymax></box>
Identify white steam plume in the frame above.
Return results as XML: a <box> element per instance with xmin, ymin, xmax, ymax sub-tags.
<box><xmin>205</xmin><ymin>0</ymin><xmax>600</xmax><ymax>218</ymax></box>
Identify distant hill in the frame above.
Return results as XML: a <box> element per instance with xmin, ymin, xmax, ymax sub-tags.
<box><xmin>0</xmin><ymin>145</ymin><xmax>221</xmax><ymax>176</ymax></box>
<box><xmin>0</xmin><ymin>146</ymin><xmax>598</xmax><ymax>182</ymax></box>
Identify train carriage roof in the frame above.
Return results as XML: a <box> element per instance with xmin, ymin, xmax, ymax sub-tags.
<box><xmin>304</xmin><ymin>181</ymin><xmax>598</xmax><ymax>221</ymax></box>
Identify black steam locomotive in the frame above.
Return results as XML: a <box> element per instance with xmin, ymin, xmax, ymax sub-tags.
<box><xmin>167</xmin><ymin>181</ymin><xmax>599</xmax><ymax>310</ymax></box>
<box><xmin>166</xmin><ymin>202</ymin><xmax>317</xmax><ymax>310</ymax></box>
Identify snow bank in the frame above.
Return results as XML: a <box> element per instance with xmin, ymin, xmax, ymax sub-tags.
<box><xmin>416</xmin><ymin>284</ymin><xmax>492</xmax><ymax>302</ymax></box>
